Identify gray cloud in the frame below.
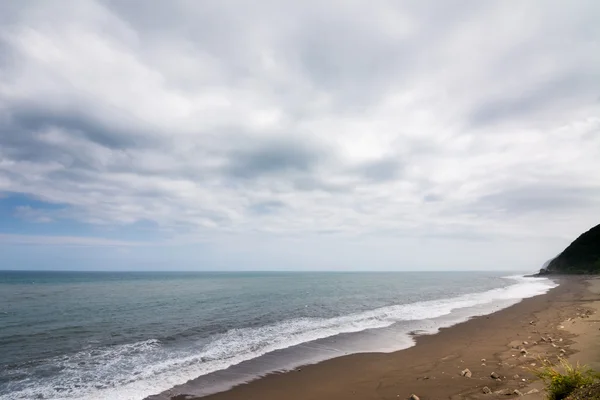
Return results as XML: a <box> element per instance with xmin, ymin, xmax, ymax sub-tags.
<box><xmin>248</xmin><ymin>200</ymin><xmax>286</xmax><ymax>215</ymax></box>
<box><xmin>358</xmin><ymin>158</ymin><xmax>403</xmax><ymax>182</ymax></box>
<box><xmin>423</xmin><ymin>194</ymin><xmax>442</xmax><ymax>203</ymax></box>
<box><xmin>469</xmin><ymin>73</ymin><xmax>600</xmax><ymax>127</ymax></box>
<box><xmin>472</xmin><ymin>185</ymin><xmax>600</xmax><ymax>215</ymax></box>
<box><xmin>225</xmin><ymin>139</ymin><xmax>325</xmax><ymax>180</ymax></box>
<box><xmin>8</xmin><ymin>107</ymin><xmax>154</xmax><ymax>150</ymax></box>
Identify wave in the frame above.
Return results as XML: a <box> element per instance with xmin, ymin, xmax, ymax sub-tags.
<box><xmin>2</xmin><ymin>275</ymin><xmax>557</xmax><ymax>400</ymax></box>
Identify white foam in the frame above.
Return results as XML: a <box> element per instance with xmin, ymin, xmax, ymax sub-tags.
<box><xmin>2</xmin><ymin>275</ymin><xmax>557</xmax><ymax>400</ymax></box>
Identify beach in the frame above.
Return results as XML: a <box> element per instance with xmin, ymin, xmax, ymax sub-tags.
<box><xmin>169</xmin><ymin>276</ymin><xmax>600</xmax><ymax>400</ymax></box>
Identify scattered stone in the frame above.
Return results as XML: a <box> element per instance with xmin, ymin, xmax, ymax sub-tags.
<box><xmin>495</xmin><ymin>378</ymin><xmax>502</xmax><ymax>382</ymax></box>
<box><xmin>520</xmin><ymin>348</ymin><xmax>528</xmax><ymax>355</ymax></box>
<box><xmin>461</xmin><ymin>368</ymin><xmax>472</xmax><ymax>378</ymax></box>
<box><xmin>540</xmin><ymin>337</ymin><xmax>546</xmax><ymax>342</ymax></box>
<box><xmin>513</xmin><ymin>374</ymin><xmax>520</xmax><ymax>379</ymax></box>
<box><xmin>530</xmin><ymin>321</ymin><xmax>535</xmax><ymax>325</ymax></box>
<box><xmin>494</xmin><ymin>388</ymin><xmax>511</xmax><ymax>395</ymax></box>
<box><xmin>533</xmin><ymin>341</ymin><xmax>538</xmax><ymax>345</ymax></box>
<box><xmin>481</xmin><ymin>358</ymin><xmax>486</xmax><ymax>363</ymax></box>
<box><xmin>551</xmin><ymin>343</ymin><xmax>558</xmax><ymax>348</ymax></box>
<box><xmin>409</xmin><ymin>395</ymin><xmax>420</xmax><ymax>400</ymax></box>
<box><xmin>513</xmin><ymin>389</ymin><xmax>524</xmax><ymax>396</ymax></box>
<box><xmin>560</xmin><ymin>349</ymin><xmax>567</xmax><ymax>354</ymax></box>
<box><xmin>526</xmin><ymin>388</ymin><xmax>540</xmax><ymax>395</ymax></box>
<box><xmin>489</xmin><ymin>372</ymin><xmax>500</xmax><ymax>379</ymax></box>
<box><xmin>482</xmin><ymin>386</ymin><xmax>492</xmax><ymax>394</ymax></box>
<box><xmin>522</xmin><ymin>341</ymin><xmax>529</xmax><ymax>345</ymax></box>
<box><xmin>530</xmin><ymin>363</ymin><xmax>537</xmax><ymax>367</ymax></box>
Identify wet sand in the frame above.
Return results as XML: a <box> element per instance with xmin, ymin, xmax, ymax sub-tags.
<box><xmin>165</xmin><ymin>276</ymin><xmax>600</xmax><ymax>400</ymax></box>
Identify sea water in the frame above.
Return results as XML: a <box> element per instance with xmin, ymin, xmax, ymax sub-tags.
<box><xmin>0</xmin><ymin>271</ymin><xmax>557</xmax><ymax>400</ymax></box>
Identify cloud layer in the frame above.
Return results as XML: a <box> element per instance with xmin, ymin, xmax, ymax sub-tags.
<box><xmin>1</xmin><ymin>0</ymin><xmax>599</xmax><ymax>269</ymax></box>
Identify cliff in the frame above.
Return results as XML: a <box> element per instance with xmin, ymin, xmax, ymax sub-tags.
<box><xmin>540</xmin><ymin>223</ymin><xmax>600</xmax><ymax>274</ymax></box>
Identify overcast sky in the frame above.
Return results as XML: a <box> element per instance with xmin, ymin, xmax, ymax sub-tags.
<box><xmin>1</xmin><ymin>0</ymin><xmax>599</xmax><ymax>271</ymax></box>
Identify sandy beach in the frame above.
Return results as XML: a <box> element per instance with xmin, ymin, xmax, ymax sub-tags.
<box><xmin>165</xmin><ymin>276</ymin><xmax>600</xmax><ymax>400</ymax></box>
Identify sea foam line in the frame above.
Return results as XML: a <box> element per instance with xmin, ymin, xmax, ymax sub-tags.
<box><xmin>2</xmin><ymin>275</ymin><xmax>557</xmax><ymax>400</ymax></box>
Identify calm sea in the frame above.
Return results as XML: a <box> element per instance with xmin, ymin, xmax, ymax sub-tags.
<box><xmin>0</xmin><ymin>271</ymin><xmax>557</xmax><ymax>400</ymax></box>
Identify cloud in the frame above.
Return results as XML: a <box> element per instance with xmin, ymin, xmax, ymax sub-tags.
<box><xmin>13</xmin><ymin>205</ymin><xmax>54</xmax><ymax>223</ymax></box>
<box><xmin>469</xmin><ymin>73</ymin><xmax>599</xmax><ymax>127</ymax></box>
<box><xmin>358</xmin><ymin>158</ymin><xmax>403</xmax><ymax>182</ymax></box>
<box><xmin>0</xmin><ymin>0</ymin><xmax>599</xmax><ymax>269</ymax></box>
<box><xmin>472</xmin><ymin>184</ymin><xmax>600</xmax><ymax>216</ymax></box>
<box><xmin>248</xmin><ymin>200</ymin><xmax>286</xmax><ymax>215</ymax></box>
<box><xmin>225</xmin><ymin>138</ymin><xmax>325</xmax><ymax>180</ymax></box>
<box><xmin>0</xmin><ymin>233</ymin><xmax>143</xmax><ymax>247</ymax></box>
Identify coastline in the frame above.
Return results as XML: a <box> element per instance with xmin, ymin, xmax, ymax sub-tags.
<box><xmin>156</xmin><ymin>276</ymin><xmax>600</xmax><ymax>400</ymax></box>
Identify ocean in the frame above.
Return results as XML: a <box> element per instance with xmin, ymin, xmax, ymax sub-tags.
<box><xmin>0</xmin><ymin>271</ymin><xmax>557</xmax><ymax>400</ymax></box>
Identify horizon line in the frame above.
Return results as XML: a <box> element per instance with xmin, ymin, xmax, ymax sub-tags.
<box><xmin>0</xmin><ymin>269</ymin><xmax>533</xmax><ymax>273</ymax></box>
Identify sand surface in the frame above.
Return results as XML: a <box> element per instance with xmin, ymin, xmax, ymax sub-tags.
<box><xmin>165</xmin><ymin>276</ymin><xmax>600</xmax><ymax>400</ymax></box>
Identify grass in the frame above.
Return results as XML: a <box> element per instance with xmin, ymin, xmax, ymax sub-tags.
<box><xmin>565</xmin><ymin>382</ymin><xmax>600</xmax><ymax>400</ymax></box>
<box><xmin>534</xmin><ymin>358</ymin><xmax>600</xmax><ymax>400</ymax></box>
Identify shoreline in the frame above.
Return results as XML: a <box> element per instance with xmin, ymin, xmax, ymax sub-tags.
<box><xmin>146</xmin><ymin>275</ymin><xmax>600</xmax><ymax>400</ymax></box>
<box><xmin>159</xmin><ymin>276</ymin><xmax>600</xmax><ymax>400</ymax></box>
<box><xmin>145</xmin><ymin>275</ymin><xmax>554</xmax><ymax>400</ymax></box>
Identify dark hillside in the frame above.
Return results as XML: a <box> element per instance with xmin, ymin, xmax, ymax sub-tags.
<box><xmin>540</xmin><ymin>224</ymin><xmax>600</xmax><ymax>274</ymax></box>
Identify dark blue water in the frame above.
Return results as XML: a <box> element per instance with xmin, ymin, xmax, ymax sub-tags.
<box><xmin>0</xmin><ymin>271</ymin><xmax>556</xmax><ymax>400</ymax></box>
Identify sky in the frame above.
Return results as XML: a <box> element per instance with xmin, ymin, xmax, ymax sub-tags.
<box><xmin>0</xmin><ymin>0</ymin><xmax>599</xmax><ymax>271</ymax></box>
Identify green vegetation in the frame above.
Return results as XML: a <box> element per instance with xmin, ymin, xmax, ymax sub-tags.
<box><xmin>541</xmin><ymin>223</ymin><xmax>600</xmax><ymax>274</ymax></box>
<box><xmin>565</xmin><ymin>382</ymin><xmax>600</xmax><ymax>400</ymax></box>
<box><xmin>535</xmin><ymin>358</ymin><xmax>600</xmax><ymax>400</ymax></box>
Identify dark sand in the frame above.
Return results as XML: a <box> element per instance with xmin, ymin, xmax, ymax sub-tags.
<box><xmin>165</xmin><ymin>277</ymin><xmax>600</xmax><ymax>400</ymax></box>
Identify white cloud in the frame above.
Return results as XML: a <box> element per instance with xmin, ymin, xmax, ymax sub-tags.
<box><xmin>0</xmin><ymin>0</ymin><xmax>599</xmax><ymax>269</ymax></box>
